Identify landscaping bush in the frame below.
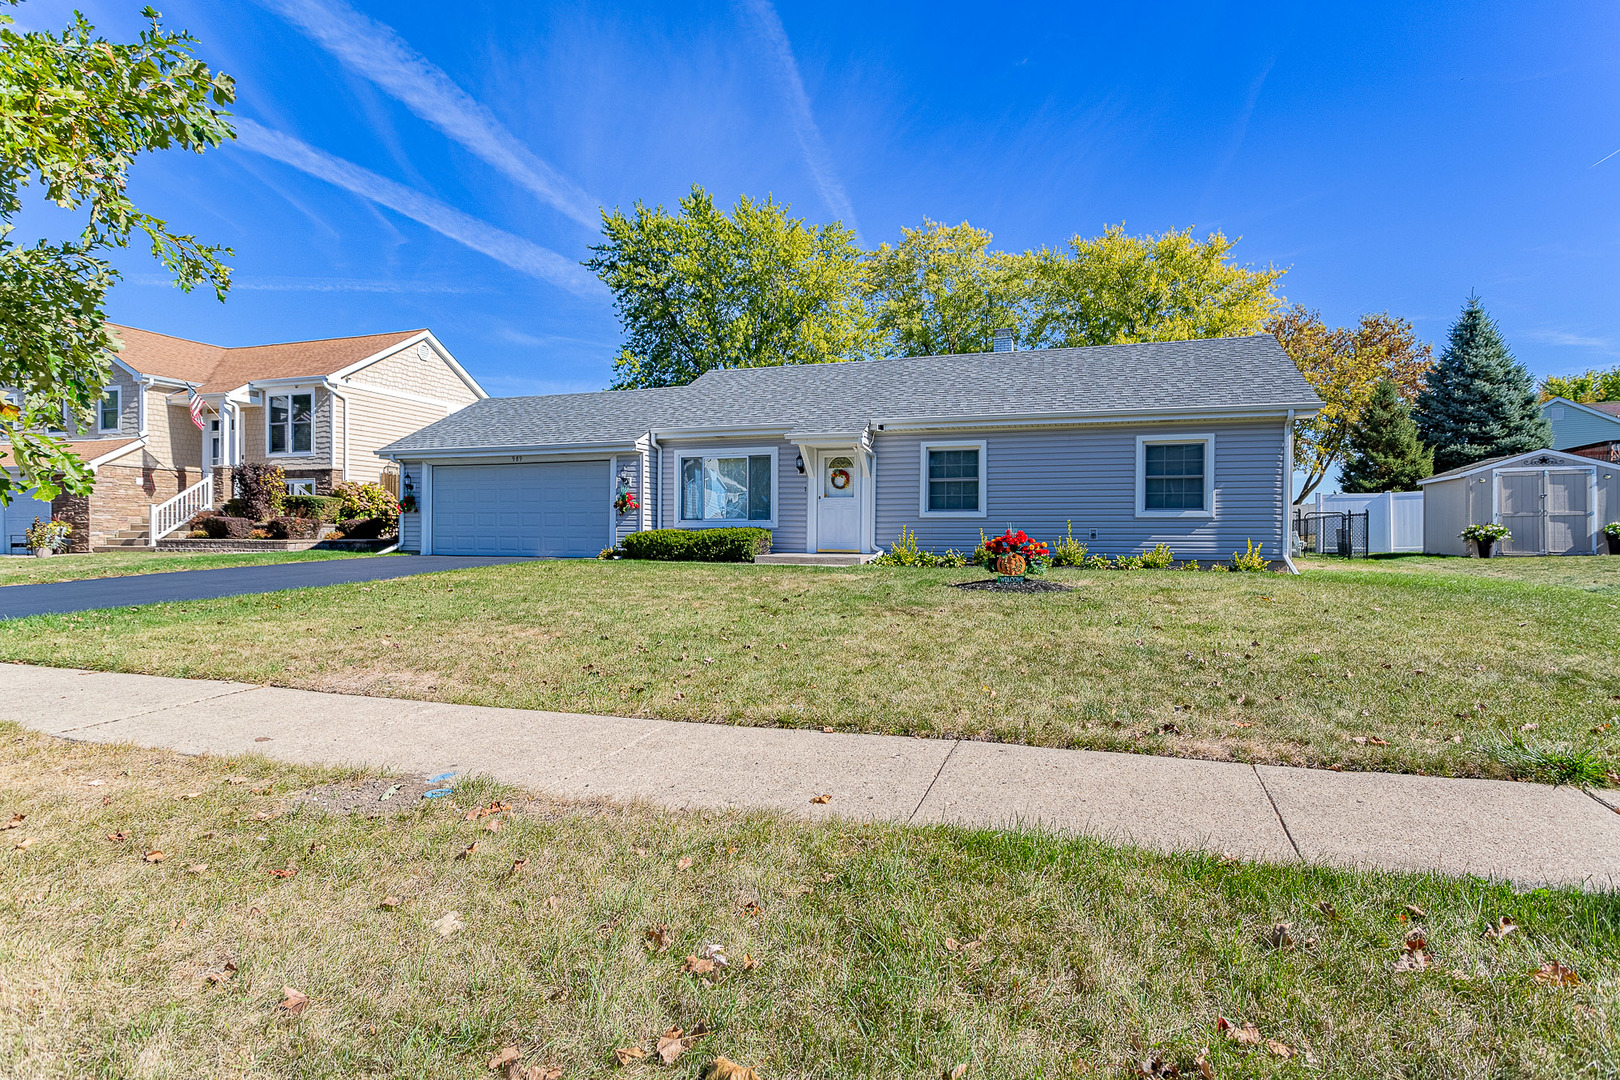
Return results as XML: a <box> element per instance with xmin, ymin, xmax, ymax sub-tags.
<box><xmin>335</xmin><ymin>516</ymin><xmax>394</xmax><ymax>540</ymax></box>
<box><xmin>620</xmin><ymin>527</ymin><xmax>771</xmax><ymax>562</ymax></box>
<box><xmin>263</xmin><ymin>516</ymin><xmax>320</xmax><ymax>540</ymax></box>
<box><xmin>1050</xmin><ymin>521</ymin><xmax>1088</xmax><ymax>567</ymax></box>
<box><xmin>282</xmin><ymin>494</ymin><xmax>344</xmax><ymax>522</ymax></box>
<box><xmin>1230</xmin><ymin>539</ymin><xmax>1270</xmax><ymax>572</ymax></box>
<box><xmin>333</xmin><ymin>481</ymin><xmax>399</xmax><ymax>525</ymax></box>
<box><xmin>199</xmin><ymin>516</ymin><xmax>254</xmax><ymax>540</ymax></box>
<box><xmin>218</xmin><ymin>498</ymin><xmax>250</xmax><ymax>519</ymax></box>
<box><xmin>236</xmin><ymin>463</ymin><xmax>285</xmax><ymax>521</ymax></box>
<box><xmin>1139</xmin><ymin>542</ymin><xmax>1175</xmax><ymax>569</ymax></box>
<box><xmin>872</xmin><ymin>526</ymin><xmax>967</xmax><ymax>568</ymax></box>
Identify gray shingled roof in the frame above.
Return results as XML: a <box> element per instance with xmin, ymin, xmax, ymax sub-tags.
<box><xmin>380</xmin><ymin>335</ymin><xmax>1321</xmax><ymax>455</ymax></box>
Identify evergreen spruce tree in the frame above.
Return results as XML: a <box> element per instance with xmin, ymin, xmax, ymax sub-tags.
<box><xmin>1339</xmin><ymin>379</ymin><xmax>1433</xmax><ymax>492</ymax></box>
<box><xmin>1413</xmin><ymin>294</ymin><xmax>1552</xmax><ymax>473</ymax></box>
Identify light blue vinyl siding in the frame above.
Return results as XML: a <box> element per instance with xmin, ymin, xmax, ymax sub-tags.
<box><xmin>1543</xmin><ymin>401</ymin><xmax>1620</xmax><ymax>452</ymax></box>
<box><xmin>657</xmin><ymin>436</ymin><xmax>808</xmax><ymax>552</ymax></box>
<box><xmin>613</xmin><ymin>454</ymin><xmax>642</xmax><ymax>547</ymax></box>
<box><xmin>874</xmin><ymin>420</ymin><xmax>1289</xmax><ymax>560</ymax></box>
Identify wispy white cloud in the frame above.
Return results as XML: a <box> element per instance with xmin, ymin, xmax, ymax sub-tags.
<box><xmin>255</xmin><ymin>0</ymin><xmax>601</xmax><ymax>229</ymax></box>
<box><xmin>1525</xmin><ymin>328</ymin><xmax>1615</xmax><ymax>351</ymax></box>
<box><xmin>233</xmin><ymin>118</ymin><xmax>602</xmax><ymax>298</ymax></box>
<box><xmin>735</xmin><ymin>0</ymin><xmax>861</xmax><ymax>240</ymax></box>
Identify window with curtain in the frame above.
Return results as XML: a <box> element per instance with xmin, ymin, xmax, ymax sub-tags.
<box><xmin>1144</xmin><ymin>442</ymin><xmax>1206</xmax><ymax>510</ymax></box>
<box><xmin>927</xmin><ymin>447</ymin><xmax>981</xmax><ymax>512</ymax></box>
<box><xmin>97</xmin><ymin>388</ymin><xmax>120</xmax><ymax>431</ymax></box>
<box><xmin>268</xmin><ymin>393</ymin><xmax>313</xmax><ymax>454</ymax></box>
<box><xmin>680</xmin><ymin>454</ymin><xmax>773</xmax><ymax>521</ymax></box>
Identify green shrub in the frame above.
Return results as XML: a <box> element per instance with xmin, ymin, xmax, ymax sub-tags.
<box><xmin>1081</xmin><ymin>553</ymin><xmax>1110</xmax><ymax>569</ymax></box>
<box><xmin>333</xmin><ymin>481</ymin><xmax>399</xmax><ymax>524</ymax></box>
<box><xmin>1230</xmin><ymin>539</ymin><xmax>1270</xmax><ymax>572</ymax></box>
<box><xmin>282</xmin><ymin>494</ymin><xmax>344</xmax><ymax>522</ymax></box>
<box><xmin>1110</xmin><ymin>553</ymin><xmax>1145</xmax><ymax>570</ymax></box>
<box><xmin>1140</xmin><ymin>543</ymin><xmax>1175</xmax><ymax>569</ymax></box>
<box><xmin>1050</xmin><ymin>521</ymin><xmax>1088</xmax><ymax>567</ymax></box>
<box><xmin>1177</xmin><ymin>558</ymin><xmax>1203</xmax><ymax>571</ymax></box>
<box><xmin>218</xmin><ymin>498</ymin><xmax>250</xmax><ymax>519</ymax></box>
<box><xmin>936</xmin><ymin>548</ymin><xmax>969</xmax><ymax>567</ymax></box>
<box><xmin>620</xmin><ymin>527</ymin><xmax>772</xmax><ymax>562</ymax></box>
<box><xmin>236</xmin><ymin>463</ymin><xmax>285</xmax><ymax>521</ymax></box>
<box><xmin>336</xmin><ymin>516</ymin><xmax>394</xmax><ymax>540</ymax></box>
<box><xmin>874</xmin><ymin>526</ymin><xmax>940</xmax><ymax>567</ymax></box>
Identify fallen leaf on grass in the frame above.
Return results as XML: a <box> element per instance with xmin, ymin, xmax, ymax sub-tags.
<box><xmin>1485</xmin><ymin>916</ymin><xmax>1519</xmax><ymax>941</ymax></box>
<box><xmin>456</xmin><ymin>842</ymin><xmax>478</xmax><ymax>860</ymax></box>
<box><xmin>379</xmin><ymin>895</ymin><xmax>401</xmax><ymax>910</ymax></box>
<box><xmin>1265</xmin><ymin>1040</ymin><xmax>1292</xmax><ymax>1058</ymax></box>
<box><xmin>1531</xmin><ymin>962</ymin><xmax>1580</xmax><ymax>987</ymax></box>
<box><xmin>1404</xmin><ymin>903</ymin><xmax>1427</xmax><ymax>919</ymax></box>
<box><xmin>175</xmin><ymin>791</ymin><xmax>201</xmax><ymax>801</ymax></box>
<box><xmin>741</xmin><ymin>953</ymin><xmax>756</xmax><ymax>970</ymax></box>
<box><xmin>682</xmin><ymin>956</ymin><xmax>718</xmax><ymax>976</ymax></box>
<box><xmin>431</xmin><ymin>911</ymin><xmax>465</xmax><ymax>937</ymax></box>
<box><xmin>252</xmin><ymin>810</ymin><xmax>280</xmax><ymax>822</ymax></box>
<box><xmin>1392</xmin><ymin>929</ymin><xmax>1430</xmax><ymax>972</ymax></box>
<box><xmin>810</xmin><ymin>793</ymin><xmax>832</xmax><ymax>804</ymax></box>
<box><xmin>84</xmin><ymin>779</ymin><xmax>105</xmax><ymax>787</ymax></box>
<box><xmin>202</xmin><ymin>961</ymin><xmax>237</xmax><ymax>985</ymax></box>
<box><xmin>944</xmin><ymin>1065</ymin><xmax>969</xmax><ymax>1079</ymax></box>
<box><xmin>143</xmin><ymin>849</ymin><xmax>165</xmax><ymax>863</ymax></box>
<box><xmin>1317</xmin><ymin>900</ymin><xmax>1340</xmax><ymax>920</ymax></box>
<box><xmin>3</xmin><ymin>813</ymin><xmax>23</xmax><ymax>830</ymax></box>
<box><xmin>702</xmin><ymin>1060</ymin><xmax>760</xmax><ymax>1080</ymax></box>
<box><xmin>676</xmin><ymin>857</ymin><xmax>693</xmax><ymax>871</ymax></box>
<box><xmin>488</xmin><ymin>1047</ymin><xmax>521</xmax><ymax>1070</ymax></box>
<box><xmin>465</xmin><ymin>801</ymin><xmax>511</xmax><ymax>821</ymax></box>
<box><xmin>645</xmin><ymin>925</ymin><xmax>674</xmax><ymax>953</ymax></box>
<box><xmin>1263</xmin><ymin>922</ymin><xmax>1294</xmax><ymax>950</ymax></box>
<box><xmin>657</xmin><ymin>1028</ymin><xmax>686</xmax><ymax>1065</ymax></box>
<box><xmin>1215</xmin><ymin>1016</ymin><xmax>1261</xmax><ymax>1045</ymax></box>
<box><xmin>613</xmin><ymin>1046</ymin><xmax>647</xmax><ymax>1066</ymax></box>
<box><xmin>187</xmin><ymin>863</ymin><xmax>208</xmax><ymax>874</ymax></box>
<box><xmin>943</xmin><ymin>937</ymin><xmax>981</xmax><ymax>953</ymax></box>
<box><xmin>482</xmin><ymin>817</ymin><xmax>503</xmax><ymax>833</ymax></box>
<box><xmin>268</xmin><ymin>866</ymin><xmax>298</xmax><ymax>880</ymax></box>
<box><xmin>278</xmin><ymin>985</ymin><xmax>309</xmax><ymax>1015</ymax></box>
<box><xmin>510</xmin><ymin>858</ymin><xmax>529</xmax><ymax>873</ymax></box>
<box><xmin>13</xmin><ymin>836</ymin><xmax>34</xmax><ymax>851</ymax></box>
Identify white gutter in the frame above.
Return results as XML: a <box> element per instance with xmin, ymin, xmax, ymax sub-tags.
<box><xmin>874</xmin><ymin>403</ymin><xmax>1323</xmax><ymax>432</ymax></box>
<box><xmin>646</xmin><ymin>430</ymin><xmax>662</xmax><ymax>530</ymax></box>
<box><xmin>325</xmin><ymin>380</ymin><xmax>350</xmax><ymax>481</ymax></box>
<box><xmin>377</xmin><ymin>441</ymin><xmax>641</xmax><ymax>462</ymax></box>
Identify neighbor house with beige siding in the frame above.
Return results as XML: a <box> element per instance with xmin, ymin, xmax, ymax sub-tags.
<box><xmin>3</xmin><ymin>325</ymin><xmax>484</xmax><ymax>551</ymax></box>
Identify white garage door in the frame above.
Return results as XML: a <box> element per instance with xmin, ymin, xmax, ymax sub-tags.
<box><xmin>430</xmin><ymin>461</ymin><xmax>609</xmax><ymax>557</ymax></box>
<box><xmin>3</xmin><ymin>488</ymin><xmax>56</xmax><ymax>553</ymax></box>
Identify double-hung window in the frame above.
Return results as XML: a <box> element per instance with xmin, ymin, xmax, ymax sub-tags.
<box><xmin>97</xmin><ymin>388</ymin><xmax>120</xmax><ymax>432</ymax></box>
<box><xmin>920</xmin><ymin>441</ymin><xmax>986</xmax><ymax>515</ymax></box>
<box><xmin>268</xmin><ymin>393</ymin><xmax>313</xmax><ymax>455</ymax></box>
<box><xmin>1137</xmin><ymin>436</ymin><xmax>1213</xmax><ymax>516</ymax></box>
<box><xmin>679</xmin><ymin>452</ymin><xmax>773</xmax><ymax>523</ymax></box>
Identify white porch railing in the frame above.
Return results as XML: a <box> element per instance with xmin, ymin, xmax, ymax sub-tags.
<box><xmin>149</xmin><ymin>475</ymin><xmax>213</xmax><ymax>546</ymax></box>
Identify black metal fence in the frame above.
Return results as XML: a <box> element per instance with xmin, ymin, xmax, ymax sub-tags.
<box><xmin>1293</xmin><ymin>510</ymin><xmax>1369</xmax><ymax>559</ymax></box>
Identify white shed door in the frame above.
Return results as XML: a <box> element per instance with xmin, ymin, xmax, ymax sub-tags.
<box><xmin>430</xmin><ymin>462</ymin><xmax>609</xmax><ymax>557</ymax></box>
<box><xmin>3</xmin><ymin>489</ymin><xmax>56</xmax><ymax>553</ymax></box>
<box><xmin>1545</xmin><ymin>470</ymin><xmax>1590</xmax><ymax>555</ymax></box>
<box><xmin>1497</xmin><ymin>472</ymin><xmax>1544</xmax><ymax>555</ymax></box>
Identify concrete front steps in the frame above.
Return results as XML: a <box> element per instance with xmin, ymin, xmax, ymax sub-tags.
<box><xmin>755</xmin><ymin>552</ymin><xmax>879</xmax><ymax>567</ymax></box>
<box><xmin>92</xmin><ymin>526</ymin><xmax>152</xmax><ymax>553</ymax></box>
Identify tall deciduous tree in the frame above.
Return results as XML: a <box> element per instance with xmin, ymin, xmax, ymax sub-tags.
<box><xmin>1021</xmin><ymin>225</ymin><xmax>1285</xmax><ymax>348</ymax></box>
<box><xmin>0</xmin><ymin>3</ymin><xmax>235</xmax><ymax>503</ymax></box>
<box><xmin>587</xmin><ymin>185</ymin><xmax>877</xmax><ymax>388</ymax></box>
<box><xmin>1412</xmin><ymin>294</ymin><xmax>1551</xmax><ymax>474</ymax></box>
<box><xmin>1338</xmin><ymin>378</ymin><xmax>1433</xmax><ymax>492</ymax></box>
<box><xmin>864</xmin><ymin>219</ymin><xmax>1022</xmax><ymax>357</ymax></box>
<box><xmin>1269</xmin><ymin>305</ymin><xmax>1433</xmax><ymax>503</ymax></box>
<box><xmin>1540</xmin><ymin>365</ymin><xmax>1620</xmax><ymax>403</ymax></box>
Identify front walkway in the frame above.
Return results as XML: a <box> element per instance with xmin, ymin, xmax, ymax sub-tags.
<box><xmin>7</xmin><ymin>664</ymin><xmax>1617</xmax><ymax>889</ymax></box>
<box><xmin>0</xmin><ymin>555</ymin><xmax>523</xmax><ymax>619</ymax></box>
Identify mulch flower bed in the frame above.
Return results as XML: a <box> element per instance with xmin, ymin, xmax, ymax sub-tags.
<box><xmin>951</xmin><ymin>578</ymin><xmax>1075</xmax><ymax>593</ymax></box>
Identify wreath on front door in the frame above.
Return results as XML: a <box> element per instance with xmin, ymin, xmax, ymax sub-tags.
<box><xmin>829</xmin><ymin>468</ymin><xmax>851</xmax><ymax>490</ymax></box>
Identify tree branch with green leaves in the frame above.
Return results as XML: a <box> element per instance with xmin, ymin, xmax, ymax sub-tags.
<box><xmin>0</xmin><ymin>1</ymin><xmax>235</xmax><ymax>502</ymax></box>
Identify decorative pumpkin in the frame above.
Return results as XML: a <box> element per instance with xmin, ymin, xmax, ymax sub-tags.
<box><xmin>994</xmin><ymin>553</ymin><xmax>1027</xmax><ymax>578</ymax></box>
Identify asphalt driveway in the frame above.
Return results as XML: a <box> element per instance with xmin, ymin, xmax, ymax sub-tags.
<box><xmin>0</xmin><ymin>555</ymin><xmax>525</xmax><ymax>619</ymax></box>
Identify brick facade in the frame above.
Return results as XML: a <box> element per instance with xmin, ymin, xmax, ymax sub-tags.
<box><xmin>49</xmin><ymin>492</ymin><xmax>92</xmax><ymax>554</ymax></box>
<box><xmin>68</xmin><ymin>462</ymin><xmax>196</xmax><ymax>549</ymax></box>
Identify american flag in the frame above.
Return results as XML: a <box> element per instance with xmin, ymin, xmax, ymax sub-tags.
<box><xmin>187</xmin><ymin>387</ymin><xmax>204</xmax><ymax>430</ymax></box>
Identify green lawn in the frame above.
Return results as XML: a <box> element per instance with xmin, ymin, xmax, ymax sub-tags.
<box><xmin>1</xmin><ymin>555</ymin><xmax>1615</xmax><ymax>782</ymax></box>
<box><xmin>0</xmin><ymin>549</ymin><xmax>380</xmax><ymax>587</ymax></box>
<box><xmin>2</xmin><ymin>726</ymin><xmax>1614</xmax><ymax>1078</ymax></box>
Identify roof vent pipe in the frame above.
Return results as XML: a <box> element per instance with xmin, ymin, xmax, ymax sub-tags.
<box><xmin>992</xmin><ymin>328</ymin><xmax>1015</xmax><ymax>353</ymax></box>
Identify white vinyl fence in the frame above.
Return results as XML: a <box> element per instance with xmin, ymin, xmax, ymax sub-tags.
<box><xmin>1302</xmin><ymin>491</ymin><xmax>1424</xmax><ymax>554</ymax></box>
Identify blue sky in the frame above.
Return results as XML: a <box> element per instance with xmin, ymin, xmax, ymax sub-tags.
<box><xmin>13</xmin><ymin>0</ymin><xmax>1620</xmax><ymax>397</ymax></box>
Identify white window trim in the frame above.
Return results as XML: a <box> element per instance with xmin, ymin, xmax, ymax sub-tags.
<box><xmin>918</xmin><ymin>440</ymin><xmax>988</xmax><ymax>517</ymax></box>
<box><xmin>266</xmin><ymin>391</ymin><xmax>316</xmax><ymax>457</ymax></box>
<box><xmin>1136</xmin><ymin>433</ymin><xmax>1215</xmax><ymax>519</ymax></box>
<box><xmin>97</xmin><ymin>387</ymin><xmax>121</xmax><ymax>433</ymax></box>
<box><xmin>675</xmin><ymin>445</ymin><xmax>779</xmax><ymax>528</ymax></box>
<box><xmin>285</xmin><ymin>479</ymin><xmax>315</xmax><ymax>496</ymax></box>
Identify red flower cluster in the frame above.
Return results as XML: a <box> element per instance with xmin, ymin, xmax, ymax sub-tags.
<box><xmin>615</xmin><ymin>490</ymin><xmax>640</xmax><ymax>515</ymax></box>
<box><xmin>984</xmin><ymin>529</ymin><xmax>1049</xmax><ymax>559</ymax></box>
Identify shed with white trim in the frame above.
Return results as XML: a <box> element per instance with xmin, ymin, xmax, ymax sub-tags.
<box><xmin>1417</xmin><ymin>449</ymin><xmax>1619</xmax><ymax>556</ymax></box>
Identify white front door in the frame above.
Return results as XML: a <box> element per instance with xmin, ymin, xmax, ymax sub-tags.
<box><xmin>816</xmin><ymin>451</ymin><xmax>861</xmax><ymax>552</ymax></box>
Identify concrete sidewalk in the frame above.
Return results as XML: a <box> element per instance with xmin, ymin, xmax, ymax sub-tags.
<box><xmin>5</xmin><ymin>663</ymin><xmax>1617</xmax><ymax>889</ymax></box>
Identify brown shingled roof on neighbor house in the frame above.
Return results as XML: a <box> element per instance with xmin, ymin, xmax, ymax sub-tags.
<box><xmin>1591</xmin><ymin>401</ymin><xmax>1620</xmax><ymax>417</ymax></box>
<box><xmin>0</xmin><ymin>437</ymin><xmax>141</xmax><ymax>468</ymax></box>
<box><xmin>108</xmin><ymin>324</ymin><xmax>427</xmax><ymax>393</ymax></box>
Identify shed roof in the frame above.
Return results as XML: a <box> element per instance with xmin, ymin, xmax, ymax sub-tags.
<box><xmin>381</xmin><ymin>334</ymin><xmax>1321</xmax><ymax>455</ymax></box>
<box><xmin>1418</xmin><ymin>448</ymin><xmax>1602</xmax><ymax>484</ymax></box>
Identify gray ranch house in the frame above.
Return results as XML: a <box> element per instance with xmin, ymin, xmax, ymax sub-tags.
<box><xmin>378</xmin><ymin>334</ymin><xmax>1322</xmax><ymax>566</ymax></box>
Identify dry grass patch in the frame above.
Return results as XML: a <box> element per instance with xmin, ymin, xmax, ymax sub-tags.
<box><xmin>0</xmin><ymin>557</ymin><xmax>1616</xmax><ymax>780</ymax></box>
<box><xmin>2</xmin><ymin>725</ymin><xmax>1617</xmax><ymax>1078</ymax></box>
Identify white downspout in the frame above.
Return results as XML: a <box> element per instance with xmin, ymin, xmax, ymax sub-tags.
<box><xmin>1282</xmin><ymin>409</ymin><xmax>1298</xmax><ymax>574</ymax></box>
<box><xmin>326</xmin><ymin>382</ymin><xmax>350</xmax><ymax>482</ymax></box>
<box><xmin>646</xmin><ymin>431</ymin><xmax>661</xmax><ymax>530</ymax></box>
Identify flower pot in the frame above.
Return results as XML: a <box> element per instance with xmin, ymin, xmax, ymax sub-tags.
<box><xmin>1474</xmin><ymin>539</ymin><xmax>1494</xmax><ymax>559</ymax></box>
<box><xmin>30</xmin><ymin>547</ymin><xmax>53</xmax><ymax>558</ymax></box>
<box><xmin>1608</xmin><ymin>533</ymin><xmax>1620</xmax><ymax>555</ymax></box>
<box><xmin>994</xmin><ymin>553</ymin><xmax>1027</xmax><ymax>578</ymax></box>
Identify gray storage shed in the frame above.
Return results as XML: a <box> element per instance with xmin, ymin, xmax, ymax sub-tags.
<box><xmin>1418</xmin><ymin>449</ymin><xmax>1619</xmax><ymax>556</ymax></box>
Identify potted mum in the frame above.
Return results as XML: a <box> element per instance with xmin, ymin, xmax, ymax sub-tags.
<box><xmin>1460</xmin><ymin>522</ymin><xmax>1510</xmax><ymax>559</ymax></box>
<box><xmin>24</xmin><ymin>516</ymin><xmax>72</xmax><ymax>558</ymax></box>
<box><xmin>979</xmin><ymin>528</ymin><xmax>1050</xmax><ymax>579</ymax></box>
<box><xmin>1605</xmin><ymin>521</ymin><xmax>1620</xmax><ymax>555</ymax></box>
